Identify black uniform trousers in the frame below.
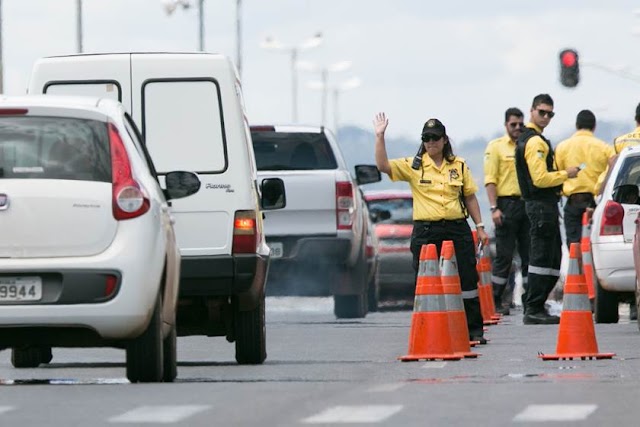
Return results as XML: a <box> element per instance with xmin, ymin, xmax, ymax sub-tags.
<box><xmin>492</xmin><ymin>197</ymin><xmax>529</xmax><ymax>306</ymax></box>
<box><xmin>410</xmin><ymin>219</ymin><xmax>484</xmax><ymax>337</ymax></box>
<box><xmin>563</xmin><ymin>193</ymin><xmax>595</xmax><ymax>248</ymax></box>
<box><xmin>524</xmin><ymin>199</ymin><xmax>562</xmax><ymax>314</ymax></box>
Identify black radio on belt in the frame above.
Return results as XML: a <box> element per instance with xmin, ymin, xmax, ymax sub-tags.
<box><xmin>411</xmin><ymin>145</ymin><xmax>425</xmax><ymax>170</ymax></box>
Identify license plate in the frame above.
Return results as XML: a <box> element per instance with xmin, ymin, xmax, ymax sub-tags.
<box><xmin>270</xmin><ymin>242</ymin><xmax>283</xmax><ymax>259</ymax></box>
<box><xmin>0</xmin><ymin>276</ymin><xmax>43</xmax><ymax>301</ymax></box>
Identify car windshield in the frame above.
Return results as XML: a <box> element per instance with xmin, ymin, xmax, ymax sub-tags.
<box><xmin>0</xmin><ymin>116</ymin><xmax>111</xmax><ymax>182</ymax></box>
<box><xmin>251</xmin><ymin>131</ymin><xmax>338</xmax><ymax>171</ymax></box>
<box><xmin>367</xmin><ymin>197</ymin><xmax>413</xmax><ymax>224</ymax></box>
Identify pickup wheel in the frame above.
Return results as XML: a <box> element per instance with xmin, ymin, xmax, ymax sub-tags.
<box><xmin>334</xmin><ymin>295</ymin><xmax>366</xmax><ymax>318</ymax></box>
<box><xmin>367</xmin><ymin>264</ymin><xmax>380</xmax><ymax>313</ymax></box>
<box><xmin>594</xmin><ymin>276</ymin><xmax>619</xmax><ymax>323</ymax></box>
<box><xmin>126</xmin><ymin>294</ymin><xmax>164</xmax><ymax>383</ymax></box>
<box><xmin>235</xmin><ymin>296</ymin><xmax>267</xmax><ymax>365</ymax></box>
<box><xmin>11</xmin><ymin>346</ymin><xmax>50</xmax><ymax>368</ymax></box>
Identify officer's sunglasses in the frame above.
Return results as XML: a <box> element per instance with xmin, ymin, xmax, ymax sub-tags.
<box><xmin>421</xmin><ymin>134</ymin><xmax>443</xmax><ymax>142</ymax></box>
<box><xmin>508</xmin><ymin>122</ymin><xmax>524</xmax><ymax>129</ymax></box>
<box><xmin>536</xmin><ymin>109</ymin><xmax>555</xmax><ymax>118</ymax></box>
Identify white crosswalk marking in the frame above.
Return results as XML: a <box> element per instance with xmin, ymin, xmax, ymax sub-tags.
<box><xmin>109</xmin><ymin>405</ymin><xmax>209</xmax><ymax>423</ymax></box>
<box><xmin>513</xmin><ymin>404</ymin><xmax>597</xmax><ymax>422</ymax></box>
<box><xmin>367</xmin><ymin>383</ymin><xmax>406</xmax><ymax>392</ymax></box>
<box><xmin>302</xmin><ymin>405</ymin><xmax>403</xmax><ymax>424</ymax></box>
<box><xmin>422</xmin><ymin>361</ymin><xmax>447</xmax><ymax>368</ymax></box>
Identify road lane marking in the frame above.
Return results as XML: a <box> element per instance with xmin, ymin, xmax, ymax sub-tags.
<box><xmin>109</xmin><ymin>405</ymin><xmax>209</xmax><ymax>423</ymax></box>
<box><xmin>303</xmin><ymin>405</ymin><xmax>403</xmax><ymax>423</ymax></box>
<box><xmin>422</xmin><ymin>362</ymin><xmax>447</xmax><ymax>368</ymax></box>
<box><xmin>513</xmin><ymin>404</ymin><xmax>597</xmax><ymax>422</ymax></box>
<box><xmin>367</xmin><ymin>383</ymin><xmax>405</xmax><ymax>392</ymax></box>
<box><xmin>0</xmin><ymin>407</ymin><xmax>13</xmax><ymax>415</ymax></box>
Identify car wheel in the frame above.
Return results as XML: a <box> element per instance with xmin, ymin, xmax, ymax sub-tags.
<box><xmin>334</xmin><ymin>294</ymin><xmax>367</xmax><ymax>318</ymax></box>
<box><xmin>594</xmin><ymin>276</ymin><xmax>619</xmax><ymax>323</ymax></box>
<box><xmin>367</xmin><ymin>265</ymin><xmax>380</xmax><ymax>313</ymax></box>
<box><xmin>234</xmin><ymin>296</ymin><xmax>266</xmax><ymax>365</ymax></box>
<box><xmin>11</xmin><ymin>346</ymin><xmax>48</xmax><ymax>368</ymax></box>
<box><xmin>126</xmin><ymin>294</ymin><xmax>164</xmax><ymax>383</ymax></box>
<box><xmin>162</xmin><ymin>323</ymin><xmax>177</xmax><ymax>382</ymax></box>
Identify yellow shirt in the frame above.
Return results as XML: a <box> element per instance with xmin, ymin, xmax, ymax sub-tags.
<box><xmin>555</xmin><ymin>130</ymin><xmax>615</xmax><ymax>196</ymax></box>
<box><xmin>523</xmin><ymin>123</ymin><xmax>568</xmax><ymax>188</ymax></box>
<box><xmin>389</xmin><ymin>155</ymin><xmax>478</xmax><ymax>221</ymax></box>
<box><xmin>613</xmin><ymin>126</ymin><xmax>640</xmax><ymax>153</ymax></box>
<box><xmin>483</xmin><ymin>134</ymin><xmax>520</xmax><ymax>196</ymax></box>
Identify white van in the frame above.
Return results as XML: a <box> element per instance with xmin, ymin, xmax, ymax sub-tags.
<box><xmin>28</xmin><ymin>53</ymin><xmax>285</xmax><ymax>364</ymax></box>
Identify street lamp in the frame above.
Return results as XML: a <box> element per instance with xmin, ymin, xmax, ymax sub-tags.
<box><xmin>308</xmin><ymin>77</ymin><xmax>361</xmax><ymax>132</ymax></box>
<box><xmin>298</xmin><ymin>60</ymin><xmax>352</xmax><ymax>127</ymax></box>
<box><xmin>260</xmin><ymin>32</ymin><xmax>323</xmax><ymax>123</ymax></box>
<box><xmin>162</xmin><ymin>0</ymin><xmax>205</xmax><ymax>51</ymax></box>
<box><xmin>76</xmin><ymin>0</ymin><xmax>83</xmax><ymax>53</ymax></box>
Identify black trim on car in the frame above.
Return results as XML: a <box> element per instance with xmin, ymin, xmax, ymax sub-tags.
<box><xmin>178</xmin><ymin>254</ymin><xmax>266</xmax><ymax>296</ymax></box>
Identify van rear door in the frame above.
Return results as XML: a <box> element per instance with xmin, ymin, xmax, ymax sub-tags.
<box><xmin>30</xmin><ymin>54</ymin><xmax>132</xmax><ymax>112</ymax></box>
<box><xmin>130</xmin><ymin>54</ymin><xmax>231</xmax><ymax>257</ymax></box>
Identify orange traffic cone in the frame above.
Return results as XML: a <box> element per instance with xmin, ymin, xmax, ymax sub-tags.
<box><xmin>580</xmin><ymin>211</ymin><xmax>596</xmax><ymax>301</ymax></box>
<box><xmin>440</xmin><ymin>240</ymin><xmax>479</xmax><ymax>357</ymax></box>
<box><xmin>399</xmin><ymin>244</ymin><xmax>462</xmax><ymax>361</ymax></box>
<box><xmin>539</xmin><ymin>243</ymin><xmax>615</xmax><ymax>361</ymax></box>
<box><xmin>476</xmin><ymin>245</ymin><xmax>500</xmax><ymax>325</ymax></box>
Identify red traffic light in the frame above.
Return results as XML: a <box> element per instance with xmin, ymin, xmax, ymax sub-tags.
<box><xmin>561</xmin><ymin>51</ymin><xmax>577</xmax><ymax>67</ymax></box>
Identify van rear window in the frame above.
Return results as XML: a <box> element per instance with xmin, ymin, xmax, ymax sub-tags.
<box><xmin>251</xmin><ymin>132</ymin><xmax>337</xmax><ymax>171</ymax></box>
<box><xmin>0</xmin><ymin>117</ymin><xmax>110</xmax><ymax>182</ymax></box>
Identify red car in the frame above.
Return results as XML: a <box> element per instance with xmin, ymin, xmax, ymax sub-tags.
<box><xmin>363</xmin><ymin>190</ymin><xmax>414</xmax><ymax>300</ymax></box>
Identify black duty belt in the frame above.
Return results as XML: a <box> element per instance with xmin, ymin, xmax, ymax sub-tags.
<box><xmin>567</xmin><ymin>193</ymin><xmax>594</xmax><ymax>204</ymax></box>
<box><xmin>414</xmin><ymin>219</ymin><xmax>466</xmax><ymax>226</ymax></box>
<box><xmin>498</xmin><ymin>195</ymin><xmax>522</xmax><ymax>201</ymax></box>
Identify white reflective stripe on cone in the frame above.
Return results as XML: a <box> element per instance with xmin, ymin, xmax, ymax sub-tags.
<box><xmin>414</xmin><ymin>294</ymin><xmax>447</xmax><ymax>312</ymax></box>
<box><xmin>444</xmin><ymin>294</ymin><xmax>464</xmax><ymax>311</ymax></box>
<box><xmin>563</xmin><ymin>293</ymin><xmax>592</xmax><ymax>311</ymax></box>
<box><xmin>567</xmin><ymin>261</ymin><xmax>580</xmax><ymax>275</ymax></box>
<box><xmin>582</xmin><ymin>251</ymin><xmax>593</xmax><ymax>264</ymax></box>
<box><xmin>528</xmin><ymin>265</ymin><xmax>561</xmax><ymax>277</ymax></box>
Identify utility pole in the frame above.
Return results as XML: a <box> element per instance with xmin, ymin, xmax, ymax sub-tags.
<box><xmin>0</xmin><ymin>0</ymin><xmax>3</xmax><ymax>94</ymax></box>
<box><xmin>76</xmin><ymin>0</ymin><xmax>83</xmax><ymax>53</ymax></box>
<box><xmin>236</xmin><ymin>0</ymin><xmax>242</xmax><ymax>78</ymax></box>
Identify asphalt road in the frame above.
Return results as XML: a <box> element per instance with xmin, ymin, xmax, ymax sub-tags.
<box><xmin>0</xmin><ymin>297</ymin><xmax>637</xmax><ymax>426</ymax></box>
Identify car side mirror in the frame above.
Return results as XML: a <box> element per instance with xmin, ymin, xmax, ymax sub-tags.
<box><xmin>261</xmin><ymin>177</ymin><xmax>286</xmax><ymax>210</ymax></box>
<box><xmin>355</xmin><ymin>164</ymin><xmax>381</xmax><ymax>185</ymax></box>
<box><xmin>164</xmin><ymin>171</ymin><xmax>201</xmax><ymax>200</ymax></box>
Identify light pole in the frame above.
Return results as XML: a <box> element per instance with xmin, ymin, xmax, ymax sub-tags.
<box><xmin>235</xmin><ymin>0</ymin><xmax>242</xmax><ymax>78</ymax></box>
<box><xmin>0</xmin><ymin>0</ymin><xmax>3</xmax><ymax>94</ymax></box>
<box><xmin>298</xmin><ymin>60</ymin><xmax>351</xmax><ymax>127</ymax></box>
<box><xmin>76</xmin><ymin>0</ymin><xmax>83</xmax><ymax>53</ymax></box>
<box><xmin>309</xmin><ymin>77</ymin><xmax>361</xmax><ymax>132</ymax></box>
<box><xmin>162</xmin><ymin>0</ymin><xmax>205</xmax><ymax>51</ymax></box>
<box><xmin>260</xmin><ymin>32</ymin><xmax>323</xmax><ymax>123</ymax></box>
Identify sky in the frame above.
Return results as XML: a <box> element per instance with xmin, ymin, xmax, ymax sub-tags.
<box><xmin>3</xmin><ymin>0</ymin><xmax>640</xmax><ymax>144</ymax></box>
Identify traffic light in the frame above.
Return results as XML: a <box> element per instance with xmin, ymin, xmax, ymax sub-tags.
<box><xmin>559</xmin><ymin>49</ymin><xmax>579</xmax><ymax>88</ymax></box>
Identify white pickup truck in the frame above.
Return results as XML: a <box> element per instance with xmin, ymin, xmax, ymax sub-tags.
<box><xmin>250</xmin><ymin>125</ymin><xmax>381</xmax><ymax>318</ymax></box>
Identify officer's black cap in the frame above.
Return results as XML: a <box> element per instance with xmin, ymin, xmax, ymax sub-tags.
<box><xmin>422</xmin><ymin>118</ymin><xmax>446</xmax><ymax>138</ymax></box>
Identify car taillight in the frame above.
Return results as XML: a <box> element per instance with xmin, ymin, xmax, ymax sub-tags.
<box><xmin>233</xmin><ymin>210</ymin><xmax>258</xmax><ymax>253</ymax></box>
<box><xmin>109</xmin><ymin>122</ymin><xmax>150</xmax><ymax>220</ymax></box>
<box><xmin>600</xmin><ymin>200</ymin><xmax>624</xmax><ymax>236</ymax></box>
<box><xmin>336</xmin><ymin>181</ymin><xmax>354</xmax><ymax>230</ymax></box>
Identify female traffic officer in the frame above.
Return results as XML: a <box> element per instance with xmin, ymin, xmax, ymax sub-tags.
<box><xmin>373</xmin><ymin>112</ymin><xmax>489</xmax><ymax>344</ymax></box>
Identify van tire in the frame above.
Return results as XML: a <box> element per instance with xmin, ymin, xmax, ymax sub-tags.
<box><xmin>334</xmin><ymin>294</ymin><xmax>366</xmax><ymax>318</ymax></box>
<box><xmin>126</xmin><ymin>294</ymin><xmax>164</xmax><ymax>383</ymax></box>
<box><xmin>594</xmin><ymin>277</ymin><xmax>619</xmax><ymax>323</ymax></box>
<box><xmin>235</xmin><ymin>297</ymin><xmax>267</xmax><ymax>365</ymax></box>
<box><xmin>163</xmin><ymin>323</ymin><xmax>177</xmax><ymax>382</ymax></box>
<box><xmin>367</xmin><ymin>266</ymin><xmax>380</xmax><ymax>312</ymax></box>
<box><xmin>11</xmin><ymin>346</ymin><xmax>48</xmax><ymax>368</ymax></box>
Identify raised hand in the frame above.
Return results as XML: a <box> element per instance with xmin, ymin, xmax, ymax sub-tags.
<box><xmin>373</xmin><ymin>112</ymin><xmax>389</xmax><ymax>136</ymax></box>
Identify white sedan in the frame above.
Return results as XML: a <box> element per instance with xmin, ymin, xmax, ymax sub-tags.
<box><xmin>591</xmin><ymin>145</ymin><xmax>640</xmax><ymax>323</ymax></box>
<box><xmin>0</xmin><ymin>96</ymin><xmax>200</xmax><ymax>382</ymax></box>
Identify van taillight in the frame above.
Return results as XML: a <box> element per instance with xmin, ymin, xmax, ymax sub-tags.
<box><xmin>233</xmin><ymin>210</ymin><xmax>258</xmax><ymax>253</ymax></box>
<box><xmin>600</xmin><ymin>200</ymin><xmax>624</xmax><ymax>236</ymax></box>
<box><xmin>109</xmin><ymin>123</ymin><xmax>150</xmax><ymax>220</ymax></box>
<box><xmin>336</xmin><ymin>181</ymin><xmax>354</xmax><ymax>230</ymax></box>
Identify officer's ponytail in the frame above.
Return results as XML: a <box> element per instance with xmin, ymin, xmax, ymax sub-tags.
<box><xmin>443</xmin><ymin>136</ymin><xmax>456</xmax><ymax>163</ymax></box>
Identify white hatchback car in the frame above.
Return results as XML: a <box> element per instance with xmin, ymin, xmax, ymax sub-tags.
<box><xmin>0</xmin><ymin>96</ymin><xmax>200</xmax><ymax>382</ymax></box>
<box><xmin>591</xmin><ymin>145</ymin><xmax>640</xmax><ymax>323</ymax></box>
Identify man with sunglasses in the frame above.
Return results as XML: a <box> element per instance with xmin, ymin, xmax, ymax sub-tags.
<box><xmin>484</xmin><ymin>107</ymin><xmax>529</xmax><ymax>316</ymax></box>
<box><xmin>555</xmin><ymin>110</ymin><xmax>615</xmax><ymax>248</ymax></box>
<box><xmin>514</xmin><ymin>94</ymin><xmax>580</xmax><ymax>325</ymax></box>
